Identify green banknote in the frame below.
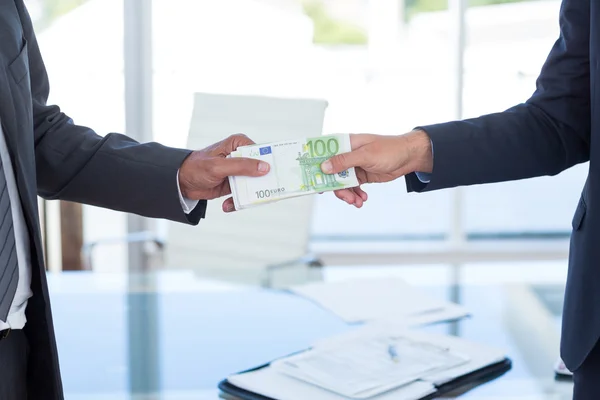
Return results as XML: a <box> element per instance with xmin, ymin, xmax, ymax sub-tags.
<box><xmin>228</xmin><ymin>134</ymin><xmax>359</xmax><ymax>210</ymax></box>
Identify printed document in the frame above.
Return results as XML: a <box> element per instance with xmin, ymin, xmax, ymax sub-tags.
<box><xmin>271</xmin><ymin>334</ymin><xmax>470</xmax><ymax>399</ymax></box>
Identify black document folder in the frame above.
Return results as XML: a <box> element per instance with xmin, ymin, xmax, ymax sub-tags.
<box><xmin>219</xmin><ymin>355</ymin><xmax>512</xmax><ymax>400</ymax></box>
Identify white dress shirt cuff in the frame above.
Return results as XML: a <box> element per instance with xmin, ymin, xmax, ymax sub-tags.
<box><xmin>176</xmin><ymin>170</ymin><xmax>199</xmax><ymax>214</ymax></box>
<box><xmin>415</xmin><ymin>138</ymin><xmax>434</xmax><ymax>183</ymax></box>
<box><xmin>415</xmin><ymin>172</ymin><xmax>431</xmax><ymax>183</ymax></box>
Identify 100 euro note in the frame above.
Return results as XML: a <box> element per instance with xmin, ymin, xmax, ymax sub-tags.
<box><xmin>228</xmin><ymin>134</ymin><xmax>359</xmax><ymax>210</ymax></box>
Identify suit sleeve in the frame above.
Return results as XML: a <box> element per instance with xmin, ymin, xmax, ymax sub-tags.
<box><xmin>17</xmin><ymin>3</ymin><xmax>206</xmax><ymax>224</ymax></box>
<box><xmin>406</xmin><ymin>0</ymin><xmax>591</xmax><ymax>193</ymax></box>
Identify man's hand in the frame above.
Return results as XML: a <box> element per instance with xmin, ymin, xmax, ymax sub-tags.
<box><xmin>178</xmin><ymin>134</ymin><xmax>270</xmax><ymax>212</ymax></box>
<box><xmin>320</xmin><ymin>131</ymin><xmax>433</xmax><ymax>208</ymax></box>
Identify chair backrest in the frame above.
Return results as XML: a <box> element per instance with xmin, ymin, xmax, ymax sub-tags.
<box><xmin>164</xmin><ymin>92</ymin><xmax>328</xmax><ymax>286</ymax></box>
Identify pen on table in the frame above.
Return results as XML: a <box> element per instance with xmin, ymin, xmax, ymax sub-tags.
<box><xmin>388</xmin><ymin>344</ymin><xmax>399</xmax><ymax>363</ymax></box>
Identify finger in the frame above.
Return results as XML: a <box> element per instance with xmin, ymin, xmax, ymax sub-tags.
<box><xmin>321</xmin><ymin>148</ymin><xmax>367</xmax><ymax>175</ymax></box>
<box><xmin>335</xmin><ymin>187</ymin><xmax>367</xmax><ymax>208</ymax></box>
<box><xmin>220</xmin><ymin>133</ymin><xmax>256</xmax><ymax>154</ymax></box>
<box><xmin>344</xmin><ymin>188</ymin><xmax>363</xmax><ymax>208</ymax></box>
<box><xmin>354</xmin><ymin>186</ymin><xmax>368</xmax><ymax>202</ymax></box>
<box><xmin>350</xmin><ymin>188</ymin><xmax>364</xmax><ymax>208</ymax></box>
<box><xmin>219</xmin><ymin>180</ymin><xmax>232</xmax><ymax>198</ymax></box>
<box><xmin>349</xmin><ymin>133</ymin><xmax>377</xmax><ymax>150</ymax></box>
<box><xmin>335</xmin><ymin>190</ymin><xmax>355</xmax><ymax>205</ymax></box>
<box><xmin>211</xmin><ymin>157</ymin><xmax>270</xmax><ymax>178</ymax></box>
<box><xmin>334</xmin><ymin>189</ymin><xmax>357</xmax><ymax>205</ymax></box>
<box><xmin>222</xmin><ymin>197</ymin><xmax>236</xmax><ymax>213</ymax></box>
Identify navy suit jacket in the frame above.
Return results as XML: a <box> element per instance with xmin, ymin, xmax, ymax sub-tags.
<box><xmin>406</xmin><ymin>0</ymin><xmax>595</xmax><ymax>371</ymax></box>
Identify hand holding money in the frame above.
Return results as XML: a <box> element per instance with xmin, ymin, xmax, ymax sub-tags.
<box><xmin>227</xmin><ymin>134</ymin><xmax>361</xmax><ymax>211</ymax></box>
<box><xmin>178</xmin><ymin>134</ymin><xmax>271</xmax><ymax>212</ymax></box>
<box><xmin>320</xmin><ymin>131</ymin><xmax>433</xmax><ymax>208</ymax></box>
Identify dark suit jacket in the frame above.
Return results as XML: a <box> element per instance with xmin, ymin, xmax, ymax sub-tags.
<box><xmin>1</xmin><ymin>1</ymin><xmax>206</xmax><ymax>398</ymax></box>
<box><xmin>405</xmin><ymin>0</ymin><xmax>594</xmax><ymax>372</ymax></box>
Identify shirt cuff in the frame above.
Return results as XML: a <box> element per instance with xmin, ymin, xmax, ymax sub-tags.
<box><xmin>176</xmin><ymin>170</ymin><xmax>199</xmax><ymax>214</ymax></box>
<box><xmin>415</xmin><ymin>172</ymin><xmax>431</xmax><ymax>183</ymax></box>
<box><xmin>414</xmin><ymin>138</ymin><xmax>434</xmax><ymax>184</ymax></box>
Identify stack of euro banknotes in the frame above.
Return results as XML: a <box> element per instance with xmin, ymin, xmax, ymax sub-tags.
<box><xmin>228</xmin><ymin>134</ymin><xmax>359</xmax><ymax>210</ymax></box>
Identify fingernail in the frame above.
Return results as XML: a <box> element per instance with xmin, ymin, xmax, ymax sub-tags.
<box><xmin>322</xmin><ymin>160</ymin><xmax>332</xmax><ymax>173</ymax></box>
<box><xmin>258</xmin><ymin>161</ymin><xmax>270</xmax><ymax>172</ymax></box>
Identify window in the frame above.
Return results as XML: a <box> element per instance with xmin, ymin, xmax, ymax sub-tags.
<box><xmin>28</xmin><ymin>0</ymin><xmax>575</xmax><ymax>273</ymax></box>
<box><xmin>30</xmin><ymin>0</ymin><xmax>127</xmax><ymax>272</ymax></box>
<box><xmin>462</xmin><ymin>0</ymin><xmax>585</xmax><ymax>238</ymax></box>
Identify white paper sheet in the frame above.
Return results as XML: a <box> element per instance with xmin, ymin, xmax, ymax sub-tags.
<box><xmin>272</xmin><ymin>335</ymin><xmax>469</xmax><ymax>399</ymax></box>
<box><xmin>289</xmin><ymin>278</ymin><xmax>469</xmax><ymax>325</ymax></box>
<box><xmin>314</xmin><ymin>322</ymin><xmax>507</xmax><ymax>386</ymax></box>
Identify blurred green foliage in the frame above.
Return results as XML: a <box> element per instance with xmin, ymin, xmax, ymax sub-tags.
<box><xmin>405</xmin><ymin>0</ymin><xmax>524</xmax><ymax>19</ymax></box>
<box><xmin>302</xmin><ymin>0</ymin><xmax>527</xmax><ymax>45</ymax></box>
<box><xmin>302</xmin><ymin>0</ymin><xmax>368</xmax><ymax>45</ymax></box>
<box><xmin>36</xmin><ymin>0</ymin><xmax>90</xmax><ymax>31</ymax></box>
<box><xmin>36</xmin><ymin>0</ymin><xmax>526</xmax><ymax>44</ymax></box>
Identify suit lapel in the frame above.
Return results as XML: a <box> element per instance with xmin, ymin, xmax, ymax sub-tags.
<box><xmin>0</xmin><ymin>0</ymin><xmax>23</xmax><ymax>161</ymax></box>
<box><xmin>0</xmin><ymin>67</ymin><xmax>20</xmax><ymax>160</ymax></box>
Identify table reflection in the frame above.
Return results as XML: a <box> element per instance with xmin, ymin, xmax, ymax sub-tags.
<box><xmin>46</xmin><ymin>270</ymin><xmax>572</xmax><ymax>399</ymax></box>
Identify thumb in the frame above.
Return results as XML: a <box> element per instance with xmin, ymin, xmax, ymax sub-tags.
<box><xmin>321</xmin><ymin>150</ymin><xmax>365</xmax><ymax>174</ymax></box>
<box><xmin>212</xmin><ymin>157</ymin><xmax>270</xmax><ymax>178</ymax></box>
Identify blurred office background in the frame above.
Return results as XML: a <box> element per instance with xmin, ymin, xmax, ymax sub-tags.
<box><xmin>26</xmin><ymin>0</ymin><xmax>579</xmax><ymax>398</ymax></box>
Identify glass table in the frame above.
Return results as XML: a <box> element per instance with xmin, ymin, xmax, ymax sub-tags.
<box><xmin>47</xmin><ymin>269</ymin><xmax>573</xmax><ymax>399</ymax></box>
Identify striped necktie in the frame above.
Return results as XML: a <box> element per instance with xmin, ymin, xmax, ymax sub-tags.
<box><xmin>0</xmin><ymin>155</ymin><xmax>18</xmax><ymax>322</ymax></box>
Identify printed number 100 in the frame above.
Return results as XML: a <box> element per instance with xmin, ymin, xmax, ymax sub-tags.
<box><xmin>255</xmin><ymin>188</ymin><xmax>285</xmax><ymax>199</ymax></box>
<box><xmin>256</xmin><ymin>190</ymin><xmax>271</xmax><ymax>199</ymax></box>
<box><xmin>307</xmin><ymin>138</ymin><xmax>340</xmax><ymax>157</ymax></box>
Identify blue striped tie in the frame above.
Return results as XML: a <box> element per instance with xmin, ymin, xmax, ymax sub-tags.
<box><xmin>0</xmin><ymin>158</ymin><xmax>18</xmax><ymax>322</ymax></box>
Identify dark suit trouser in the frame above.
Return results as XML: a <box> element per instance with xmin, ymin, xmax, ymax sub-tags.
<box><xmin>0</xmin><ymin>330</ymin><xmax>27</xmax><ymax>400</ymax></box>
<box><xmin>574</xmin><ymin>339</ymin><xmax>600</xmax><ymax>399</ymax></box>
